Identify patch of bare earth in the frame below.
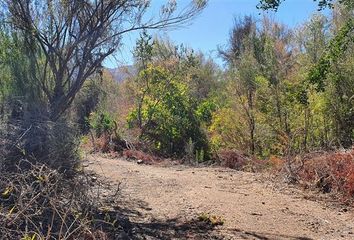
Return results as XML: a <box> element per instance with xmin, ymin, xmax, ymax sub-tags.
<box><xmin>85</xmin><ymin>155</ymin><xmax>354</xmax><ymax>240</ymax></box>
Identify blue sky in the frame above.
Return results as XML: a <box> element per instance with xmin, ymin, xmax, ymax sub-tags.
<box><xmin>104</xmin><ymin>0</ymin><xmax>329</xmax><ymax>68</ymax></box>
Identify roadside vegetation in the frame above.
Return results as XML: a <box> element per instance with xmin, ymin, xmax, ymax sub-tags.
<box><xmin>84</xmin><ymin>2</ymin><xmax>354</xmax><ymax>201</ymax></box>
<box><xmin>87</xmin><ymin>4</ymin><xmax>354</xmax><ymax>201</ymax></box>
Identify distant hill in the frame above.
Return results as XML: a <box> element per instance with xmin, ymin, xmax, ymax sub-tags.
<box><xmin>106</xmin><ymin>66</ymin><xmax>136</xmax><ymax>83</ymax></box>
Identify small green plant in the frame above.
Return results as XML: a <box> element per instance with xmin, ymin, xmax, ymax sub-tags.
<box><xmin>2</xmin><ymin>186</ymin><xmax>12</xmax><ymax>198</ymax></box>
<box><xmin>185</xmin><ymin>138</ymin><xmax>195</xmax><ymax>162</ymax></box>
<box><xmin>21</xmin><ymin>234</ymin><xmax>37</xmax><ymax>240</ymax></box>
<box><xmin>88</xmin><ymin>111</ymin><xmax>115</xmax><ymax>137</ymax></box>
<box><xmin>198</xmin><ymin>212</ymin><xmax>225</xmax><ymax>226</ymax></box>
<box><xmin>195</xmin><ymin>149</ymin><xmax>205</xmax><ymax>163</ymax></box>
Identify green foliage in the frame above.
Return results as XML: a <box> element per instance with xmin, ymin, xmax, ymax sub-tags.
<box><xmin>89</xmin><ymin>111</ymin><xmax>116</xmax><ymax>137</ymax></box>
<box><xmin>258</xmin><ymin>0</ymin><xmax>353</xmax><ymax>11</ymax></box>
<box><xmin>75</xmin><ymin>77</ymin><xmax>105</xmax><ymax>133</ymax></box>
<box><xmin>308</xmin><ymin>18</ymin><xmax>354</xmax><ymax>91</ymax></box>
<box><xmin>127</xmin><ymin>34</ymin><xmax>217</xmax><ymax>158</ymax></box>
<box><xmin>196</xmin><ymin>99</ymin><xmax>217</xmax><ymax>125</ymax></box>
<box><xmin>213</xmin><ymin>11</ymin><xmax>354</xmax><ymax>157</ymax></box>
<box><xmin>195</xmin><ymin>149</ymin><xmax>205</xmax><ymax>163</ymax></box>
<box><xmin>0</xmin><ymin>30</ymin><xmax>12</xmax><ymax>102</ymax></box>
<box><xmin>0</xmin><ymin>29</ymin><xmax>42</xmax><ymax>106</ymax></box>
<box><xmin>209</xmin><ymin>107</ymin><xmax>249</xmax><ymax>151</ymax></box>
<box><xmin>2</xmin><ymin>0</ymin><xmax>351</xmax><ymax>164</ymax></box>
<box><xmin>134</xmin><ymin>30</ymin><xmax>153</xmax><ymax>69</ymax></box>
<box><xmin>303</xmin><ymin>15</ymin><xmax>354</xmax><ymax>148</ymax></box>
<box><xmin>128</xmin><ymin>64</ymin><xmax>209</xmax><ymax>157</ymax></box>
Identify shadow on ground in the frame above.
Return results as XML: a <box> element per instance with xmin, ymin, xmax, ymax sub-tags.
<box><xmin>227</xmin><ymin>228</ymin><xmax>314</xmax><ymax>240</ymax></box>
<box><xmin>111</xmin><ymin>199</ymin><xmax>314</xmax><ymax>240</ymax></box>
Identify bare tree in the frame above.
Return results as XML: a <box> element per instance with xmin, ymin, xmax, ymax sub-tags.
<box><xmin>4</xmin><ymin>0</ymin><xmax>207</xmax><ymax>121</ymax></box>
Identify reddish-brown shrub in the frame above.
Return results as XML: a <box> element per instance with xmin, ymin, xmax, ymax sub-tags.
<box><xmin>218</xmin><ymin>150</ymin><xmax>264</xmax><ymax>172</ymax></box>
<box><xmin>95</xmin><ymin>134</ymin><xmax>111</xmax><ymax>153</ymax></box>
<box><xmin>81</xmin><ymin>132</ymin><xmax>128</xmax><ymax>154</ymax></box>
<box><xmin>123</xmin><ymin>149</ymin><xmax>160</xmax><ymax>164</ymax></box>
<box><xmin>80</xmin><ymin>134</ymin><xmax>111</xmax><ymax>153</ymax></box>
<box><xmin>218</xmin><ymin>150</ymin><xmax>247</xmax><ymax>170</ymax></box>
<box><xmin>298</xmin><ymin>148</ymin><xmax>354</xmax><ymax>200</ymax></box>
<box><xmin>268</xmin><ymin>155</ymin><xmax>285</xmax><ymax>171</ymax></box>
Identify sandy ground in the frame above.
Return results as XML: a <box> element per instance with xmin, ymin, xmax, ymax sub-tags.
<box><xmin>86</xmin><ymin>155</ymin><xmax>354</xmax><ymax>240</ymax></box>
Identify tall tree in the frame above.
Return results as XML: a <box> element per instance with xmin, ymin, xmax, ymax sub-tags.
<box><xmin>220</xmin><ymin>16</ymin><xmax>260</xmax><ymax>154</ymax></box>
<box><xmin>258</xmin><ymin>0</ymin><xmax>353</xmax><ymax>11</ymax></box>
<box><xmin>4</xmin><ymin>0</ymin><xmax>207</xmax><ymax>121</ymax></box>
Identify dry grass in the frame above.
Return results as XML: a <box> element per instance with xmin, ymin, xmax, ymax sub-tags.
<box><xmin>0</xmin><ymin>119</ymin><xmax>80</xmax><ymax>173</ymax></box>
<box><xmin>0</xmin><ymin>161</ymin><xmax>125</xmax><ymax>239</ymax></box>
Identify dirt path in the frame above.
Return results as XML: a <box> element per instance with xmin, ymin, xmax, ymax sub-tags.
<box><xmin>86</xmin><ymin>155</ymin><xmax>354</xmax><ymax>240</ymax></box>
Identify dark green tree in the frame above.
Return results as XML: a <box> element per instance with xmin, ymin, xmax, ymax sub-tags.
<box><xmin>258</xmin><ymin>0</ymin><xmax>353</xmax><ymax>11</ymax></box>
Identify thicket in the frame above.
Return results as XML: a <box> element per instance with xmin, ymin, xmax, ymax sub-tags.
<box><xmin>0</xmin><ymin>0</ymin><xmax>207</xmax><ymax>167</ymax></box>
<box><xmin>126</xmin><ymin>34</ymin><xmax>216</xmax><ymax>159</ymax></box>
<box><xmin>82</xmin><ymin>4</ymin><xmax>354</xmax><ymax>200</ymax></box>
<box><xmin>0</xmin><ymin>29</ymin><xmax>80</xmax><ymax>172</ymax></box>
<box><xmin>214</xmin><ymin>10</ymin><xmax>353</xmax><ymax>158</ymax></box>
<box><xmin>98</xmin><ymin>5</ymin><xmax>353</xmax><ymax>165</ymax></box>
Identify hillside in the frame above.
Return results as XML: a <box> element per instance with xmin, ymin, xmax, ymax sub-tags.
<box><xmin>106</xmin><ymin>66</ymin><xmax>136</xmax><ymax>83</ymax></box>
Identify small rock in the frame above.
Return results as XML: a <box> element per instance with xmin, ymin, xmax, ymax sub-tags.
<box><xmin>137</xmin><ymin>160</ymin><xmax>144</xmax><ymax>164</ymax></box>
<box><xmin>91</xmin><ymin>176</ymin><xmax>97</xmax><ymax>182</ymax></box>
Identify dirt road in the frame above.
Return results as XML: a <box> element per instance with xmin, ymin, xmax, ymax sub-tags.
<box><xmin>86</xmin><ymin>155</ymin><xmax>354</xmax><ymax>240</ymax></box>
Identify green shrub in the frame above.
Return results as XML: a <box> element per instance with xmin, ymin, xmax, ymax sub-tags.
<box><xmin>88</xmin><ymin>111</ymin><xmax>115</xmax><ymax>137</ymax></box>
